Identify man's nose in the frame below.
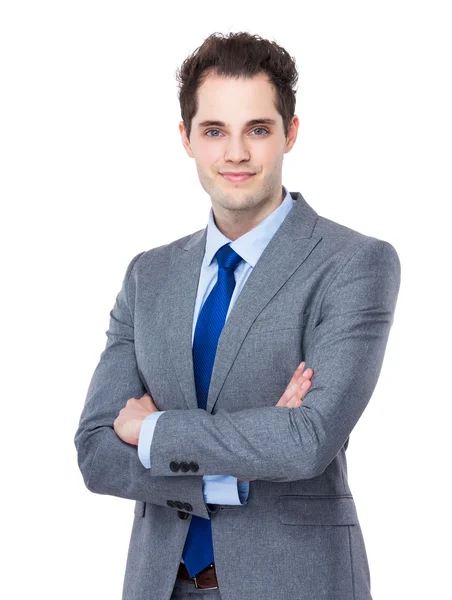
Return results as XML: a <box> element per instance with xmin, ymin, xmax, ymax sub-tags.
<box><xmin>224</xmin><ymin>136</ymin><xmax>250</xmax><ymax>162</ymax></box>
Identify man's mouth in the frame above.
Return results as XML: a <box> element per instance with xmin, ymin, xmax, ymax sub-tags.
<box><xmin>220</xmin><ymin>172</ymin><xmax>255</xmax><ymax>183</ymax></box>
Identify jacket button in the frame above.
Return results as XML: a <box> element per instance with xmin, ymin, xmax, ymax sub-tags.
<box><xmin>170</xmin><ymin>461</ymin><xmax>180</xmax><ymax>472</ymax></box>
<box><xmin>183</xmin><ymin>503</ymin><xmax>193</xmax><ymax>512</ymax></box>
<box><xmin>174</xmin><ymin>501</ymin><xmax>184</xmax><ymax>509</ymax></box>
<box><xmin>189</xmin><ymin>461</ymin><xmax>199</xmax><ymax>472</ymax></box>
<box><xmin>179</xmin><ymin>461</ymin><xmax>190</xmax><ymax>473</ymax></box>
<box><xmin>167</xmin><ymin>500</ymin><xmax>176</xmax><ymax>508</ymax></box>
<box><xmin>178</xmin><ymin>511</ymin><xmax>189</xmax><ymax>520</ymax></box>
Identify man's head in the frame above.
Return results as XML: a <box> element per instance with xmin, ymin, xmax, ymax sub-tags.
<box><xmin>176</xmin><ymin>32</ymin><xmax>299</xmax><ymax>237</ymax></box>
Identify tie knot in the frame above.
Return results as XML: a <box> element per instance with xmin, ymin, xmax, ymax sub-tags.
<box><xmin>215</xmin><ymin>244</ymin><xmax>243</xmax><ymax>271</ymax></box>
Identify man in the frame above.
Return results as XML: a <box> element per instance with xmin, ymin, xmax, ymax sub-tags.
<box><xmin>74</xmin><ymin>32</ymin><xmax>401</xmax><ymax>600</ymax></box>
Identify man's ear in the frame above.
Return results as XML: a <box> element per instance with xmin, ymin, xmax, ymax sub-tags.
<box><xmin>179</xmin><ymin>121</ymin><xmax>195</xmax><ymax>158</ymax></box>
<box><xmin>284</xmin><ymin>115</ymin><xmax>299</xmax><ymax>154</ymax></box>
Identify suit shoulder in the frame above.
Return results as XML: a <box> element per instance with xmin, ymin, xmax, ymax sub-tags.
<box><xmin>315</xmin><ymin>214</ymin><xmax>400</xmax><ymax>265</ymax></box>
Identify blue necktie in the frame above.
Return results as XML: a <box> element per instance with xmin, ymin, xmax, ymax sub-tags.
<box><xmin>182</xmin><ymin>243</ymin><xmax>243</xmax><ymax>579</ymax></box>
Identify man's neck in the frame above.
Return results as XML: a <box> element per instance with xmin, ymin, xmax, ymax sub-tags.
<box><xmin>212</xmin><ymin>188</ymin><xmax>284</xmax><ymax>241</ymax></box>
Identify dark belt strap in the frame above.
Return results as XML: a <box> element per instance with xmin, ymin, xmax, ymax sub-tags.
<box><xmin>177</xmin><ymin>562</ymin><xmax>219</xmax><ymax>590</ymax></box>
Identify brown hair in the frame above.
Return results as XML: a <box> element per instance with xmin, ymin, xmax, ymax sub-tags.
<box><xmin>176</xmin><ymin>31</ymin><xmax>298</xmax><ymax>141</ymax></box>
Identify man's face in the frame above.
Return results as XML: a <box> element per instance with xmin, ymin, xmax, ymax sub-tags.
<box><xmin>179</xmin><ymin>71</ymin><xmax>298</xmax><ymax>220</ymax></box>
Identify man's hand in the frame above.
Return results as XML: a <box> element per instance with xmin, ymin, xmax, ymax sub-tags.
<box><xmin>275</xmin><ymin>360</ymin><xmax>313</xmax><ymax>408</ymax></box>
<box><xmin>238</xmin><ymin>361</ymin><xmax>313</xmax><ymax>482</ymax></box>
<box><xmin>113</xmin><ymin>393</ymin><xmax>159</xmax><ymax>446</ymax></box>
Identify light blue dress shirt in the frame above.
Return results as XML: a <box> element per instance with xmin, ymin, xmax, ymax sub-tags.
<box><xmin>138</xmin><ymin>185</ymin><xmax>295</xmax><ymax>507</ymax></box>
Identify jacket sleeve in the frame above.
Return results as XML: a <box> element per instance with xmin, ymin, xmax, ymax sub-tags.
<box><xmin>146</xmin><ymin>238</ymin><xmax>402</xmax><ymax>482</ymax></box>
<box><xmin>73</xmin><ymin>252</ymin><xmax>213</xmax><ymax>519</ymax></box>
<box><xmin>138</xmin><ymin>414</ymin><xmax>249</xmax><ymax>505</ymax></box>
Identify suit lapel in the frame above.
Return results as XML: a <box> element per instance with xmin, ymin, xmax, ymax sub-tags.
<box><xmin>165</xmin><ymin>192</ymin><xmax>322</xmax><ymax>412</ymax></box>
<box><xmin>165</xmin><ymin>226</ymin><xmax>207</xmax><ymax>410</ymax></box>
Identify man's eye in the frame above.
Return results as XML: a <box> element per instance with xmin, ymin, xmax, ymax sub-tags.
<box><xmin>205</xmin><ymin>129</ymin><xmax>222</xmax><ymax>137</ymax></box>
<box><xmin>251</xmin><ymin>128</ymin><xmax>269</xmax><ymax>136</ymax></box>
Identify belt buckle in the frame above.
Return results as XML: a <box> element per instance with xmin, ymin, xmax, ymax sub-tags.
<box><xmin>193</xmin><ymin>576</ymin><xmax>218</xmax><ymax>591</ymax></box>
<box><xmin>193</xmin><ymin>564</ymin><xmax>218</xmax><ymax>590</ymax></box>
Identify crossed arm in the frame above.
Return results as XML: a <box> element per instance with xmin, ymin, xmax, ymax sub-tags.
<box><xmin>74</xmin><ymin>239</ymin><xmax>400</xmax><ymax>510</ymax></box>
<box><xmin>113</xmin><ymin>359</ymin><xmax>312</xmax><ymax>447</ymax></box>
<box><xmin>112</xmin><ymin>357</ymin><xmax>313</xmax><ymax>493</ymax></box>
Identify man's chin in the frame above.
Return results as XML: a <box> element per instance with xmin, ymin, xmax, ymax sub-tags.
<box><xmin>212</xmin><ymin>193</ymin><xmax>261</xmax><ymax>213</ymax></box>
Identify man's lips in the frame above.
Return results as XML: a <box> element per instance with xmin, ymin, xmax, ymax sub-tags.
<box><xmin>220</xmin><ymin>172</ymin><xmax>255</xmax><ymax>182</ymax></box>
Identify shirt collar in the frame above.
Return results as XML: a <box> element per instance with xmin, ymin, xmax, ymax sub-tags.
<box><xmin>204</xmin><ymin>185</ymin><xmax>294</xmax><ymax>268</ymax></box>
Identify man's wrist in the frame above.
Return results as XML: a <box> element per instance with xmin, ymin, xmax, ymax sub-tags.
<box><xmin>137</xmin><ymin>412</ymin><xmax>166</xmax><ymax>468</ymax></box>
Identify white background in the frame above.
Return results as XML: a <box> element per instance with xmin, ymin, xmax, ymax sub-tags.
<box><xmin>1</xmin><ymin>1</ymin><xmax>451</xmax><ymax>598</ymax></box>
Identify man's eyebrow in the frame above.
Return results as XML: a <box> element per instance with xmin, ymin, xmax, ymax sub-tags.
<box><xmin>197</xmin><ymin>118</ymin><xmax>277</xmax><ymax>128</ymax></box>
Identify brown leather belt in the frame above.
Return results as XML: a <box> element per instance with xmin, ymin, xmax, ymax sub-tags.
<box><xmin>177</xmin><ymin>562</ymin><xmax>218</xmax><ymax>590</ymax></box>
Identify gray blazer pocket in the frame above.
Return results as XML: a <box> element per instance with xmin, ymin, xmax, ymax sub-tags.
<box><xmin>278</xmin><ymin>495</ymin><xmax>358</xmax><ymax>526</ymax></box>
<box><xmin>134</xmin><ymin>500</ymin><xmax>146</xmax><ymax>518</ymax></box>
<box><xmin>249</xmin><ymin>312</ymin><xmax>309</xmax><ymax>335</ymax></box>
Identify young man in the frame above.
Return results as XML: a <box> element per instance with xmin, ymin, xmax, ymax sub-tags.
<box><xmin>74</xmin><ymin>32</ymin><xmax>401</xmax><ymax>600</ymax></box>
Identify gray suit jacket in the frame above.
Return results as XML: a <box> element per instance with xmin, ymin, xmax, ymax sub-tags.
<box><xmin>74</xmin><ymin>191</ymin><xmax>401</xmax><ymax>600</ymax></box>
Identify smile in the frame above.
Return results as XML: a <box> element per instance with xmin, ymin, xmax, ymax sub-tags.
<box><xmin>221</xmin><ymin>173</ymin><xmax>255</xmax><ymax>183</ymax></box>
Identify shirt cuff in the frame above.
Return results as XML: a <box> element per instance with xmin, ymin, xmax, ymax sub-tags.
<box><xmin>203</xmin><ymin>475</ymin><xmax>250</xmax><ymax>505</ymax></box>
<box><xmin>137</xmin><ymin>412</ymin><xmax>165</xmax><ymax>468</ymax></box>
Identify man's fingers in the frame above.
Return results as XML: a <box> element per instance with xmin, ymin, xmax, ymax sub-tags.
<box><xmin>287</xmin><ymin>380</ymin><xmax>311</xmax><ymax>407</ymax></box>
<box><xmin>286</xmin><ymin>365</ymin><xmax>312</xmax><ymax>392</ymax></box>
<box><xmin>281</xmin><ymin>377</ymin><xmax>312</xmax><ymax>408</ymax></box>
<box><xmin>278</xmin><ymin>382</ymin><xmax>297</xmax><ymax>406</ymax></box>
<box><xmin>286</xmin><ymin>388</ymin><xmax>302</xmax><ymax>409</ymax></box>
<box><xmin>281</xmin><ymin>369</ymin><xmax>311</xmax><ymax>400</ymax></box>
<box><xmin>285</xmin><ymin>361</ymin><xmax>305</xmax><ymax>390</ymax></box>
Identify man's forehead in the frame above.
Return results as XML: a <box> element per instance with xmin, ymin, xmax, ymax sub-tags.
<box><xmin>195</xmin><ymin>74</ymin><xmax>279</xmax><ymax>126</ymax></box>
